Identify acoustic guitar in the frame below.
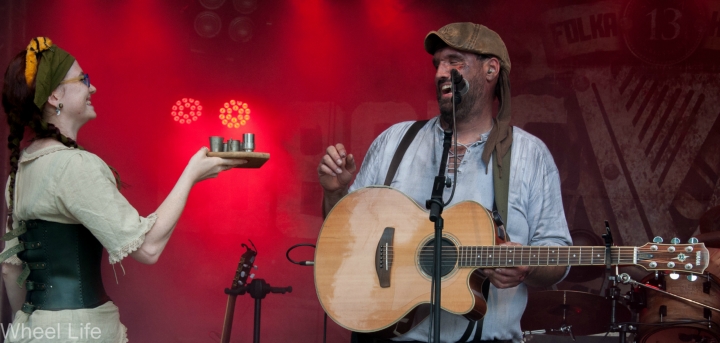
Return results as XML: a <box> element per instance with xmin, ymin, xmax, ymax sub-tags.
<box><xmin>314</xmin><ymin>186</ymin><xmax>709</xmax><ymax>336</ymax></box>
<box><xmin>220</xmin><ymin>241</ymin><xmax>257</xmax><ymax>343</ymax></box>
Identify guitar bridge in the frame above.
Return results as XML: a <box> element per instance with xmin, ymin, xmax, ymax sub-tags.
<box><xmin>375</xmin><ymin>227</ymin><xmax>394</xmax><ymax>288</ymax></box>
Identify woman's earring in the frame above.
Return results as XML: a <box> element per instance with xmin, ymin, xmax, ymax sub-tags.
<box><xmin>56</xmin><ymin>103</ymin><xmax>63</xmax><ymax>116</ymax></box>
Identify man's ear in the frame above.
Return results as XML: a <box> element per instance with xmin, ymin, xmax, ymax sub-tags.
<box><xmin>485</xmin><ymin>57</ymin><xmax>501</xmax><ymax>81</ymax></box>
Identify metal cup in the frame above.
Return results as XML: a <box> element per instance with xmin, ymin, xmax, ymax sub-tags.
<box><xmin>222</xmin><ymin>142</ymin><xmax>227</xmax><ymax>152</ymax></box>
<box><xmin>242</xmin><ymin>133</ymin><xmax>255</xmax><ymax>152</ymax></box>
<box><xmin>229</xmin><ymin>139</ymin><xmax>241</xmax><ymax>152</ymax></box>
<box><xmin>209</xmin><ymin>136</ymin><xmax>224</xmax><ymax>152</ymax></box>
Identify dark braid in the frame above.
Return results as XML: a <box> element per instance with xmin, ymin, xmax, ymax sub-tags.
<box><xmin>3</xmin><ymin>50</ymin><xmax>41</xmax><ymax>215</ymax></box>
<box><xmin>6</xmin><ymin>118</ymin><xmax>25</xmax><ymax>215</ymax></box>
<box><xmin>29</xmin><ymin>112</ymin><xmax>80</xmax><ymax>148</ymax></box>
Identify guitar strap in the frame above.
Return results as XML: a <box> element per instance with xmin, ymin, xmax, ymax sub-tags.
<box><xmin>491</xmin><ymin>128</ymin><xmax>513</xmax><ymax>230</ymax></box>
<box><xmin>384</xmin><ymin>120</ymin><xmax>429</xmax><ymax>186</ymax></box>
<box><xmin>457</xmin><ymin>320</ymin><xmax>477</xmax><ymax>342</ymax></box>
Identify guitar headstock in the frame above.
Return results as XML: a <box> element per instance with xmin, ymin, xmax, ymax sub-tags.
<box><xmin>231</xmin><ymin>240</ymin><xmax>257</xmax><ymax>289</ymax></box>
<box><xmin>636</xmin><ymin>241</ymin><xmax>708</xmax><ymax>274</ymax></box>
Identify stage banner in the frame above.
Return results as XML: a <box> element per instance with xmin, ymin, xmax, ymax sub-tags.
<box><xmin>542</xmin><ymin>0</ymin><xmax>717</xmax><ymax>65</ymax></box>
<box><xmin>541</xmin><ymin>1</ymin><xmax>624</xmax><ymax>63</ymax></box>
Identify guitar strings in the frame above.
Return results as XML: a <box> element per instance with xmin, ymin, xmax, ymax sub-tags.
<box><xmin>389</xmin><ymin>246</ymin><xmax>652</xmax><ymax>267</ymax></box>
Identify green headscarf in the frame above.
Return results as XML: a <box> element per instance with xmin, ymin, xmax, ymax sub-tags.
<box><xmin>25</xmin><ymin>37</ymin><xmax>76</xmax><ymax>110</ymax></box>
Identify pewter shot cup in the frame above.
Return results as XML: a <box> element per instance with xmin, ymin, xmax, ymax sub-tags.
<box><xmin>242</xmin><ymin>133</ymin><xmax>255</xmax><ymax>152</ymax></box>
<box><xmin>229</xmin><ymin>139</ymin><xmax>241</xmax><ymax>152</ymax></box>
<box><xmin>222</xmin><ymin>142</ymin><xmax>227</xmax><ymax>152</ymax></box>
<box><xmin>209</xmin><ymin>136</ymin><xmax>224</xmax><ymax>152</ymax></box>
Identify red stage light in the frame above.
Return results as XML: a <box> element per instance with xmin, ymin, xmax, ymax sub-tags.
<box><xmin>219</xmin><ymin>100</ymin><xmax>251</xmax><ymax>128</ymax></box>
<box><xmin>171</xmin><ymin>98</ymin><xmax>203</xmax><ymax>124</ymax></box>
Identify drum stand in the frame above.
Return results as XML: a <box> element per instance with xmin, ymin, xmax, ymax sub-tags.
<box><xmin>605</xmin><ymin>272</ymin><xmax>633</xmax><ymax>342</ymax></box>
<box><xmin>225</xmin><ymin>279</ymin><xmax>292</xmax><ymax>343</ymax></box>
<box><xmin>602</xmin><ymin>223</ymin><xmax>634</xmax><ymax>343</ymax></box>
<box><xmin>547</xmin><ymin>316</ymin><xmax>575</xmax><ymax>340</ymax></box>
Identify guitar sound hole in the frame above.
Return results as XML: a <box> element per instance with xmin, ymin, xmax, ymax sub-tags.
<box><xmin>418</xmin><ymin>238</ymin><xmax>458</xmax><ymax>277</ymax></box>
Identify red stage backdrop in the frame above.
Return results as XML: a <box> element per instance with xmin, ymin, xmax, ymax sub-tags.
<box><xmin>1</xmin><ymin>0</ymin><xmax>719</xmax><ymax>342</ymax></box>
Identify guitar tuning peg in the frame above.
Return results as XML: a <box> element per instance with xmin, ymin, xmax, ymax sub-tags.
<box><xmin>670</xmin><ymin>237</ymin><xmax>680</xmax><ymax>244</ymax></box>
<box><xmin>653</xmin><ymin>236</ymin><xmax>664</xmax><ymax>243</ymax></box>
<box><xmin>669</xmin><ymin>272</ymin><xmax>680</xmax><ymax>280</ymax></box>
<box><xmin>238</xmin><ymin>281</ymin><xmax>244</xmax><ymax>285</ymax></box>
<box><xmin>253</xmin><ymin>265</ymin><xmax>258</xmax><ymax>270</ymax></box>
<box><xmin>250</xmin><ymin>273</ymin><xmax>255</xmax><ymax>279</ymax></box>
<box><xmin>688</xmin><ymin>237</ymin><xmax>699</xmax><ymax>244</ymax></box>
<box><xmin>687</xmin><ymin>274</ymin><xmax>698</xmax><ymax>282</ymax></box>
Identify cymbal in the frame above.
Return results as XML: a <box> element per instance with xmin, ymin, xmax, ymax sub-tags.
<box><xmin>521</xmin><ymin>290</ymin><xmax>631</xmax><ymax>336</ymax></box>
<box><xmin>695</xmin><ymin>231</ymin><xmax>720</xmax><ymax>249</ymax></box>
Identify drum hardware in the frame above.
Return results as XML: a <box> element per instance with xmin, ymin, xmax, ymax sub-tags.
<box><xmin>605</xmin><ymin>269</ymin><xmax>635</xmax><ymax>343</ymax></box>
<box><xmin>621</xmin><ymin>271</ymin><xmax>720</xmax><ymax>343</ymax></box>
<box><xmin>619</xmin><ymin>272</ymin><xmax>720</xmax><ymax>316</ymax></box>
<box><xmin>549</xmin><ymin>325</ymin><xmax>575</xmax><ymax>341</ymax></box>
<box><xmin>601</xmin><ymin>222</ymin><xmax>636</xmax><ymax>343</ymax></box>
<box><xmin>706</xmin><ymin>308</ymin><xmax>713</xmax><ymax>322</ymax></box>
<box><xmin>520</xmin><ymin>290</ymin><xmax>632</xmax><ymax>338</ymax></box>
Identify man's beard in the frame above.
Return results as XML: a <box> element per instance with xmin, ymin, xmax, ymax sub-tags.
<box><xmin>437</xmin><ymin>78</ymin><xmax>482</xmax><ymax>126</ymax></box>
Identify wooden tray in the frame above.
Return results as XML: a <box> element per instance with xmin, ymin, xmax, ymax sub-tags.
<box><xmin>207</xmin><ymin>151</ymin><xmax>270</xmax><ymax>168</ymax></box>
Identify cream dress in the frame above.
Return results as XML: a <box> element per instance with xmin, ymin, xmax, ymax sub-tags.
<box><xmin>1</xmin><ymin>145</ymin><xmax>157</xmax><ymax>342</ymax></box>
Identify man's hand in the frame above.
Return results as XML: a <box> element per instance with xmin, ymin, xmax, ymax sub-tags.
<box><xmin>318</xmin><ymin>143</ymin><xmax>357</xmax><ymax>216</ymax></box>
<box><xmin>481</xmin><ymin>242</ymin><xmax>529</xmax><ymax>289</ymax></box>
<box><xmin>318</xmin><ymin>143</ymin><xmax>356</xmax><ymax>193</ymax></box>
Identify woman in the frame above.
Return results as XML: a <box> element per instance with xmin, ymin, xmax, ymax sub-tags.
<box><xmin>0</xmin><ymin>37</ymin><xmax>245</xmax><ymax>342</ymax></box>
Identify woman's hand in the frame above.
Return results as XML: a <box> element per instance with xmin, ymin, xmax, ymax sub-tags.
<box><xmin>185</xmin><ymin>147</ymin><xmax>247</xmax><ymax>183</ymax></box>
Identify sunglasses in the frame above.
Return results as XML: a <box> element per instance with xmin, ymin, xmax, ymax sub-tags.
<box><xmin>60</xmin><ymin>73</ymin><xmax>90</xmax><ymax>88</ymax></box>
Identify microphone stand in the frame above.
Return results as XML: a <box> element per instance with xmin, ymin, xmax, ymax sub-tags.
<box><xmin>425</xmin><ymin>129</ymin><xmax>452</xmax><ymax>343</ymax></box>
<box><xmin>424</xmin><ymin>71</ymin><xmax>462</xmax><ymax>343</ymax></box>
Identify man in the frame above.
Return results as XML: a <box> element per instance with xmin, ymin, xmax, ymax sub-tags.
<box><xmin>317</xmin><ymin>22</ymin><xmax>572</xmax><ymax>343</ymax></box>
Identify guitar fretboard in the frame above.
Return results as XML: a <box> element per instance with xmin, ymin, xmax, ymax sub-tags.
<box><xmin>458</xmin><ymin>246</ymin><xmax>636</xmax><ymax>268</ymax></box>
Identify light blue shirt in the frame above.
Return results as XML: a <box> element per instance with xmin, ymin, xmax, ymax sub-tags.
<box><xmin>349</xmin><ymin>117</ymin><xmax>572</xmax><ymax>342</ymax></box>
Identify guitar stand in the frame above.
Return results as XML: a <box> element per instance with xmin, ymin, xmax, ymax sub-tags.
<box><xmin>225</xmin><ymin>279</ymin><xmax>292</xmax><ymax>343</ymax></box>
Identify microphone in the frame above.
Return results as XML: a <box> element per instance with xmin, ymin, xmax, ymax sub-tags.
<box><xmin>450</xmin><ymin>69</ymin><xmax>469</xmax><ymax>96</ymax></box>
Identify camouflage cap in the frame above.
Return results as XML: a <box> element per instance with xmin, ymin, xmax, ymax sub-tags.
<box><xmin>424</xmin><ymin>22</ymin><xmax>511</xmax><ymax>73</ymax></box>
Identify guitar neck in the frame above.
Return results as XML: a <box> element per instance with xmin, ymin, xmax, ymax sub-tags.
<box><xmin>220</xmin><ymin>295</ymin><xmax>237</xmax><ymax>343</ymax></box>
<box><xmin>458</xmin><ymin>245</ymin><xmax>667</xmax><ymax>268</ymax></box>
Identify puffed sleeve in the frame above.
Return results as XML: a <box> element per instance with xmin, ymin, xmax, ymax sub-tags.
<box><xmin>54</xmin><ymin>151</ymin><xmax>156</xmax><ymax>264</ymax></box>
